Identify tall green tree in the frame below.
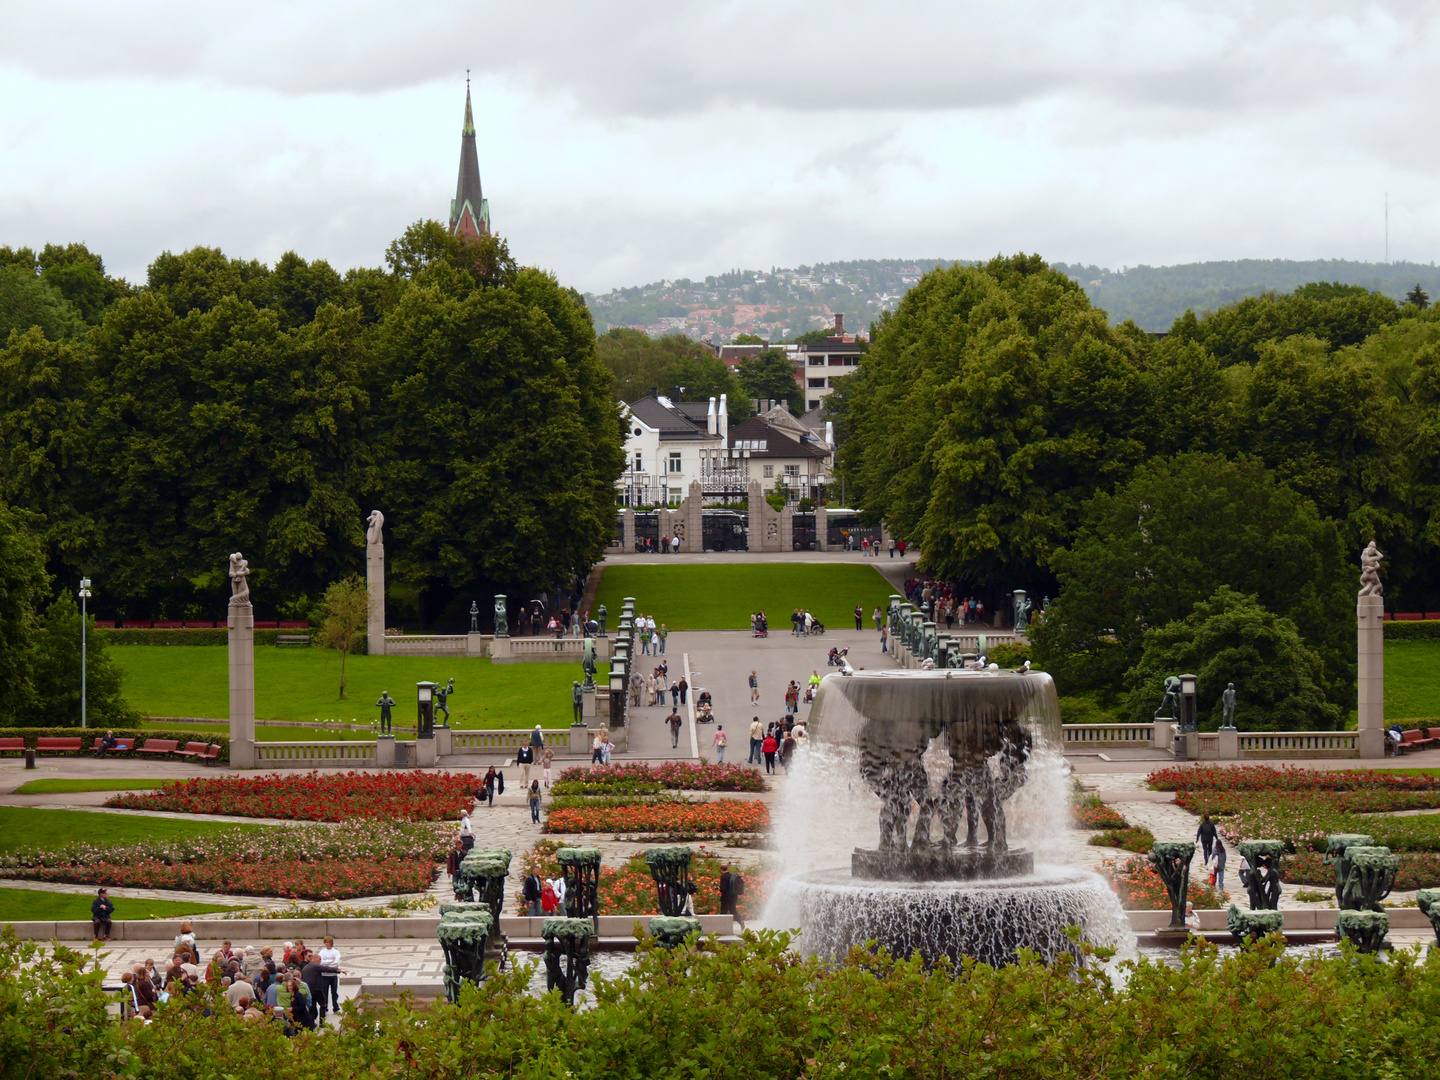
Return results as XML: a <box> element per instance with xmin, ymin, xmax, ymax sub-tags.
<box><xmin>736</xmin><ymin>350</ymin><xmax>801</xmax><ymax>412</ymax></box>
<box><xmin>314</xmin><ymin>575</ymin><xmax>369</xmax><ymax>699</ymax></box>
<box><xmin>0</xmin><ymin>501</ymin><xmax>47</xmax><ymax>719</ymax></box>
<box><xmin>16</xmin><ymin>593</ymin><xmax>136</xmax><ymax>728</ymax></box>
<box><xmin>0</xmin><ymin>266</ymin><xmax>86</xmax><ymax>342</ymax></box>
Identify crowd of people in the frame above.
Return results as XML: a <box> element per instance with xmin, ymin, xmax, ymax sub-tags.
<box><xmin>115</xmin><ymin>917</ymin><xmax>345</xmax><ymax>1032</ymax></box>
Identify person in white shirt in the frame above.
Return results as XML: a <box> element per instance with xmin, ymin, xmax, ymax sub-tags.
<box><xmin>551</xmin><ymin>874</ymin><xmax>568</xmax><ymax>917</ymax></box>
<box><xmin>318</xmin><ymin>936</ymin><xmax>342</xmax><ymax>1014</ymax></box>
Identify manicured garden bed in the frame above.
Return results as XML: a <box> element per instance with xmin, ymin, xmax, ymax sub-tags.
<box><xmin>552</xmin><ymin>761</ymin><xmax>766</xmax><ymax>795</ymax></box>
<box><xmin>1101</xmin><ymin>856</ymin><xmax>1229</xmax><ymax>910</ymax></box>
<box><xmin>544</xmin><ymin>799</ymin><xmax>770</xmax><ymax>836</ymax></box>
<box><xmin>1148</xmin><ymin>764</ymin><xmax>1440</xmax><ymax>793</ymax></box>
<box><xmin>105</xmin><ymin>770</ymin><xmax>481</xmax><ymax>822</ymax></box>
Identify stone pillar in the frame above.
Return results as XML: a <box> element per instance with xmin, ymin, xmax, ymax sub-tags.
<box><xmin>781</xmin><ymin>504</ymin><xmax>794</xmax><ymax>552</ymax></box>
<box><xmin>367</xmin><ymin>535</ymin><xmax>386</xmax><ymax>657</ymax></box>
<box><xmin>375</xmin><ymin>735</ymin><xmax>396</xmax><ymax>768</ymax></box>
<box><xmin>1358</xmin><ymin>593</ymin><xmax>1385</xmax><ymax>759</ymax></box>
<box><xmin>747</xmin><ymin>480</ymin><xmax>763</xmax><ymax>552</ymax></box>
<box><xmin>815</xmin><ymin>504</ymin><xmax>828</xmax><ymax>551</ymax></box>
<box><xmin>1216</xmin><ymin>728</ymin><xmax>1239</xmax><ymax>760</ymax></box>
<box><xmin>685</xmin><ymin>480</ymin><xmax>703</xmax><ymax>553</ymax></box>
<box><xmin>227</xmin><ymin>584</ymin><xmax>256</xmax><ymax>769</ymax></box>
<box><xmin>467</xmin><ymin>632</ymin><xmax>485</xmax><ymax>657</ymax></box>
<box><xmin>622</xmin><ymin>509</ymin><xmax>636</xmax><ymax>553</ymax></box>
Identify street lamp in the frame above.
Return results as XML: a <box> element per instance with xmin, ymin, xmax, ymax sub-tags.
<box><xmin>1179</xmin><ymin>674</ymin><xmax>1198</xmax><ymax>733</ymax></box>
<box><xmin>78</xmin><ymin>578</ymin><xmax>92</xmax><ymax>729</ymax></box>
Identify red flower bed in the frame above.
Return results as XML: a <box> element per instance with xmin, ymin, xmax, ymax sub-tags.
<box><xmin>555</xmin><ymin>762</ymin><xmax>765</xmax><ymax>793</ymax></box>
<box><xmin>1284</xmin><ymin>850</ymin><xmax>1440</xmax><ymax>891</ymax></box>
<box><xmin>8</xmin><ymin>858</ymin><xmax>435</xmax><ymax>901</ymax></box>
<box><xmin>105</xmin><ymin>771</ymin><xmax>482</xmax><ymax>821</ymax></box>
<box><xmin>1073</xmin><ymin>804</ymin><xmax>1128</xmax><ymax>830</ymax></box>
<box><xmin>1147</xmin><ymin>764</ymin><xmax>1440</xmax><ymax>794</ymax></box>
<box><xmin>545</xmin><ymin>799</ymin><xmax>770</xmax><ymax>835</ymax></box>
<box><xmin>1101</xmin><ymin>856</ymin><xmax>1229</xmax><ymax>910</ymax></box>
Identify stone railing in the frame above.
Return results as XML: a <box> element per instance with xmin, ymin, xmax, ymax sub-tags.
<box><xmin>384</xmin><ymin>634</ymin><xmax>482</xmax><ymax>657</ymax></box>
<box><xmin>449</xmin><ymin>728</ymin><xmax>589</xmax><ymax>756</ymax></box>
<box><xmin>1237</xmin><ymin>731</ymin><xmax>1359</xmax><ymax>758</ymax></box>
<box><xmin>1062</xmin><ymin>723</ymin><xmax>1161</xmax><ymax>748</ymax></box>
<box><xmin>252</xmin><ymin>741</ymin><xmax>378</xmax><ymax>768</ymax></box>
<box><xmin>491</xmin><ymin>637</ymin><xmax>599</xmax><ymax>663</ymax></box>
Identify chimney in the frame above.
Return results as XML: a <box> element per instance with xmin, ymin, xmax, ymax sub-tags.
<box><xmin>719</xmin><ymin>393</ymin><xmax>729</xmax><ymax>440</ymax></box>
<box><xmin>833</xmin><ymin>313</ymin><xmax>844</xmax><ymax>334</ymax></box>
<box><xmin>707</xmin><ymin>397</ymin><xmax>717</xmax><ymax>436</ymax></box>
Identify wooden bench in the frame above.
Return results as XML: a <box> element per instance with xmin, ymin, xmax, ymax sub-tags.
<box><xmin>91</xmin><ymin>737</ymin><xmax>134</xmax><ymax>755</ymax></box>
<box><xmin>275</xmin><ymin>634</ymin><xmax>311</xmax><ymax>647</ymax></box>
<box><xmin>174</xmin><ymin>741</ymin><xmax>210</xmax><ymax>760</ymax></box>
<box><xmin>199</xmin><ymin>743</ymin><xmax>222</xmax><ymax>765</ymax></box>
<box><xmin>36</xmin><ymin>737</ymin><xmax>83</xmax><ymax>754</ymax></box>
<box><xmin>1396</xmin><ymin>729</ymin><xmax>1440</xmax><ymax>754</ymax></box>
<box><xmin>0</xmin><ymin>737</ymin><xmax>26</xmax><ymax>755</ymax></box>
<box><xmin>135</xmin><ymin>738</ymin><xmax>180</xmax><ymax>757</ymax></box>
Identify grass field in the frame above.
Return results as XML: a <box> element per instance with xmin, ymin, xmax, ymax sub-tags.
<box><xmin>0</xmin><ymin>807</ymin><xmax>268</xmax><ymax>856</ymax></box>
<box><xmin>110</xmin><ymin>647</ymin><xmax>578</xmax><ymax>727</ymax></box>
<box><xmin>14</xmin><ymin>779</ymin><xmax>171</xmax><ymax>795</ymax></box>
<box><xmin>593</xmin><ymin>562</ymin><xmax>896</xmax><ymax>631</ymax></box>
<box><xmin>0</xmin><ymin>887</ymin><xmax>243</xmax><ymax>922</ymax></box>
<box><xmin>1387</xmin><ymin>640</ymin><xmax>1440</xmax><ymax>720</ymax></box>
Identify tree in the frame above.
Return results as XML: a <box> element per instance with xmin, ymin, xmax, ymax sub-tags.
<box><xmin>314</xmin><ymin>575</ymin><xmax>369</xmax><ymax>698</ymax></box>
<box><xmin>596</xmin><ymin>328</ymin><xmax>742</xmax><ymax>404</ymax></box>
<box><xmin>0</xmin><ymin>501</ymin><xmax>47</xmax><ymax>720</ymax></box>
<box><xmin>1124</xmin><ymin>587</ymin><xmax>1341</xmax><ymax>731</ymax></box>
<box><xmin>731</xmin><ymin>333</ymin><xmax>768</xmax><ymax>345</ymax></box>
<box><xmin>0</xmin><ymin>266</ymin><xmax>86</xmax><ymax>342</ymax></box>
<box><xmin>1030</xmin><ymin>453</ymin><xmax>1352</xmax><ymax>710</ymax></box>
<box><xmin>1406</xmin><ymin>284</ymin><xmax>1430</xmax><ymax>310</ymax></box>
<box><xmin>17</xmin><ymin>594</ymin><xmax>137</xmax><ymax>728</ymax></box>
<box><xmin>736</xmin><ymin>350</ymin><xmax>801</xmax><ymax>412</ymax></box>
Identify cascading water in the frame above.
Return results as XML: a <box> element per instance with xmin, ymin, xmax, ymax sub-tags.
<box><xmin>764</xmin><ymin>669</ymin><xmax>1134</xmax><ymax>968</ymax></box>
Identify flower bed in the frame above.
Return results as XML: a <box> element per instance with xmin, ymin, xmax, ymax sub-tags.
<box><xmin>0</xmin><ymin>821</ymin><xmax>449</xmax><ymax>901</ymax></box>
<box><xmin>1073</xmin><ymin>803</ymin><xmax>1128</xmax><ymax>830</ymax></box>
<box><xmin>1088</xmin><ymin>827</ymin><xmax>1156</xmax><ymax>854</ymax></box>
<box><xmin>1283</xmin><ymin>850</ymin><xmax>1440</xmax><ymax>891</ymax></box>
<box><xmin>553</xmin><ymin>762</ymin><xmax>766</xmax><ymax>794</ymax></box>
<box><xmin>1147</xmin><ymin>764</ymin><xmax>1440</xmax><ymax>793</ymax></box>
<box><xmin>105</xmin><ymin>770</ymin><xmax>481</xmax><ymax>821</ymax></box>
<box><xmin>545</xmin><ymin>799</ymin><xmax>770</xmax><ymax>835</ymax></box>
<box><xmin>518</xmin><ymin>840</ymin><xmax>773</xmax><ymax>920</ymax></box>
<box><xmin>1101</xmin><ymin>856</ymin><xmax>1228</xmax><ymax>910</ymax></box>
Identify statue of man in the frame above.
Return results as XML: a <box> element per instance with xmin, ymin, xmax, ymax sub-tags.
<box><xmin>1015</xmin><ymin>598</ymin><xmax>1032</xmax><ymax>634</ymax></box>
<box><xmin>493</xmin><ymin>595</ymin><xmax>508</xmax><ymax>638</ymax></box>
<box><xmin>1358</xmin><ymin>540</ymin><xmax>1385</xmax><ymax>597</ymax></box>
<box><xmin>228</xmin><ymin>553</ymin><xmax>250</xmax><ymax>606</ymax></box>
<box><xmin>597</xmin><ymin>605</ymin><xmax>608</xmax><ymax>637</ymax></box>
<box><xmin>435</xmin><ymin>678</ymin><xmax>454</xmax><ymax>725</ymax></box>
<box><xmin>1154</xmin><ymin>675</ymin><xmax>1181</xmax><ymax>722</ymax></box>
<box><xmin>376</xmin><ymin>691</ymin><xmax>396</xmax><ymax>735</ymax></box>
<box><xmin>572</xmin><ymin>681</ymin><xmax>584</xmax><ymax>723</ymax></box>
<box><xmin>469</xmin><ymin>602</ymin><xmax>479</xmax><ymax>633</ymax></box>
<box><xmin>366</xmin><ymin>510</ymin><xmax>384</xmax><ymax>547</ymax></box>
<box><xmin>1220</xmin><ymin>683</ymin><xmax>1237</xmax><ymax>729</ymax></box>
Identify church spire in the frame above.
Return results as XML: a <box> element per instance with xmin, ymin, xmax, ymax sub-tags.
<box><xmin>449</xmin><ymin>73</ymin><xmax>490</xmax><ymax>238</ymax></box>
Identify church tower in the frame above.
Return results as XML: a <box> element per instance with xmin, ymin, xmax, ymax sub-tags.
<box><xmin>448</xmin><ymin>78</ymin><xmax>491</xmax><ymax>238</ymax></box>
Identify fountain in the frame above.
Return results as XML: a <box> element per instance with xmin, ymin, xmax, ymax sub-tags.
<box><xmin>454</xmin><ymin>848</ymin><xmax>511</xmax><ymax>969</ymax></box>
<box><xmin>1327</xmin><ymin>834</ymin><xmax>1397</xmax><ymax>952</ymax></box>
<box><xmin>542</xmin><ymin>918</ymin><xmax>594</xmax><ymax>1006</ymax></box>
<box><xmin>1416</xmin><ymin>889</ymin><xmax>1440</xmax><ymax>948</ymax></box>
<box><xmin>767</xmin><ymin>669</ymin><xmax>1132</xmax><ymax>968</ymax></box>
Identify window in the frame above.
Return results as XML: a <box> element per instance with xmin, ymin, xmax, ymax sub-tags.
<box><xmin>668</xmin><ymin>452</ymin><xmax>681</xmax><ymax>473</ymax></box>
<box><xmin>669</xmin><ymin>488</ymin><xmax>682</xmax><ymax>504</ymax></box>
<box><xmin>785</xmin><ymin>464</ymin><xmax>800</xmax><ymax>477</ymax></box>
<box><xmin>808</xmin><ymin>399</ymin><xmax>820</xmax><ymax>410</ymax></box>
<box><xmin>633</xmin><ymin>452</ymin><xmax>643</xmax><ymax>471</ymax></box>
<box><xmin>829</xmin><ymin>357</ymin><xmax>844</xmax><ymax>366</ymax></box>
<box><xmin>808</xmin><ymin>378</ymin><xmax>826</xmax><ymax>388</ymax></box>
<box><xmin>844</xmin><ymin>357</ymin><xmax>859</xmax><ymax>366</ymax></box>
<box><xmin>809</xmin><ymin>356</ymin><xmax>824</xmax><ymax>366</ymax></box>
<box><xmin>763</xmin><ymin>464</ymin><xmax>774</xmax><ymax>478</ymax></box>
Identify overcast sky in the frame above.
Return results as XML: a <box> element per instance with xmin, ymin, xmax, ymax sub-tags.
<box><xmin>3</xmin><ymin>1</ymin><xmax>1438</xmax><ymax>292</ymax></box>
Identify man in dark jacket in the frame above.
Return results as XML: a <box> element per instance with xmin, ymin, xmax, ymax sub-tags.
<box><xmin>300</xmin><ymin>951</ymin><xmax>342</xmax><ymax>1027</ymax></box>
<box><xmin>1196</xmin><ymin>814</ymin><xmax>1218</xmax><ymax>863</ymax></box>
<box><xmin>91</xmin><ymin>888</ymin><xmax>114</xmax><ymax>940</ymax></box>
<box><xmin>523</xmin><ymin>871</ymin><xmax>543</xmax><ymax>915</ymax></box>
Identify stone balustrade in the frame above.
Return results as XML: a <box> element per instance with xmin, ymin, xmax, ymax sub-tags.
<box><xmin>1236</xmin><ymin>731</ymin><xmax>1359</xmax><ymax>758</ymax></box>
<box><xmin>252</xmin><ymin>741</ymin><xmax>378</xmax><ymax>768</ymax></box>
<box><xmin>450</xmin><ymin>727</ymin><xmax>590</xmax><ymax>756</ymax></box>
<box><xmin>1062</xmin><ymin>723</ymin><xmax>1164</xmax><ymax>748</ymax></box>
<box><xmin>384</xmin><ymin>634</ymin><xmax>482</xmax><ymax>657</ymax></box>
<box><xmin>1059</xmin><ymin>724</ymin><xmax>1360</xmax><ymax>760</ymax></box>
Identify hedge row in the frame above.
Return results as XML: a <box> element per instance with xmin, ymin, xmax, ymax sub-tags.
<box><xmin>1384</xmin><ymin>620</ymin><xmax>1440</xmax><ymax>640</ymax></box>
<box><xmin>0</xmin><ymin>727</ymin><xmax>230</xmax><ymax>760</ymax></box>
<box><xmin>102</xmin><ymin>628</ymin><xmax>306</xmax><ymax>647</ymax></box>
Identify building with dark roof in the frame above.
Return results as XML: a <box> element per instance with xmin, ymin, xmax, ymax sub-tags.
<box><xmin>449</xmin><ymin>80</ymin><xmax>491</xmax><ymax>239</ymax></box>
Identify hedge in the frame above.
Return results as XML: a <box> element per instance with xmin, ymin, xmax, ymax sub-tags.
<box><xmin>0</xmin><ymin>727</ymin><xmax>230</xmax><ymax>760</ymax></box>
<box><xmin>1384</xmin><ymin>620</ymin><xmax>1440</xmax><ymax>640</ymax></box>
<box><xmin>102</xmin><ymin>627</ymin><xmax>305</xmax><ymax>647</ymax></box>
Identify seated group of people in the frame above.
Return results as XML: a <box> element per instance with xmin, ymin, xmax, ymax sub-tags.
<box><xmin>119</xmin><ymin>920</ymin><xmax>344</xmax><ymax>1032</ymax></box>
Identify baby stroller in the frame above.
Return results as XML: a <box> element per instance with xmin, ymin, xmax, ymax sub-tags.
<box><xmin>803</xmin><ymin>684</ymin><xmax>817</xmax><ymax>704</ymax></box>
<box><xmin>826</xmin><ymin>646</ymin><xmax>849</xmax><ymax>667</ymax></box>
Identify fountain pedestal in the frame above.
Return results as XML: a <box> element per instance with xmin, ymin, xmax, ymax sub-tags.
<box><xmin>852</xmin><ymin>847</ymin><xmax>1034</xmax><ymax>881</ymax></box>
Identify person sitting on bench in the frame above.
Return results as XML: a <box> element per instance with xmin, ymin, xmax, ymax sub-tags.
<box><xmin>92</xmin><ymin>888</ymin><xmax>115</xmax><ymax>941</ymax></box>
<box><xmin>95</xmin><ymin>730</ymin><xmax>119</xmax><ymax>758</ymax></box>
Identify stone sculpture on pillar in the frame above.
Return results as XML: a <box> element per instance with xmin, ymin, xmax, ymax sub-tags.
<box><xmin>572</xmin><ymin>681</ymin><xmax>584</xmax><ymax>723</ymax></box>
<box><xmin>493</xmin><ymin>595</ymin><xmax>508</xmax><ymax>638</ymax></box>
<box><xmin>366</xmin><ymin>511</ymin><xmax>386</xmax><ymax>657</ymax></box>
<box><xmin>227</xmin><ymin>553</ymin><xmax>256</xmax><ymax>768</ymax></box>
<box><xmin>1219</xmin><ymin>683</ymin><xmax>1237</xmax><ymax>730</ymax></box>
<box><xmin>1356</xmin><ymin>541</ymin><xmax>1386</xmax><ymax>758</ymax></box>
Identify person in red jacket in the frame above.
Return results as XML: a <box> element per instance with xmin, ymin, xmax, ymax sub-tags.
<box><xmin>761</xmin><ymin>732</ymin><xmax>779</xmax><ymax>774</ymax></box>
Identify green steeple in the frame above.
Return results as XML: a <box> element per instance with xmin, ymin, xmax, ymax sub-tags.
<box><xmin>449</xmin><ymin>75</ymin><xmax>489</xmax><ymax>238</ymax></box>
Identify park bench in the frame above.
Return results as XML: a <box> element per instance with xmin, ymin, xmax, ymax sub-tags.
<box><xmin>36</xmin><ymin>737</ymin><xmax>83</xmax><ymax>754</ymax></box>
<box><xmin>135</xmin><ymin>738</ymin><xmax>180</xmax><ymax>757</ymax></box>
<box><xmin>275</xmin><ymin>633</ymin><xmax>311</xmax><ymax>647</ymax></box>
<box><xmin>1397</xmin><ymin>729</ymin><xmax>1440</xmax><ymax>754</ymax></box>
<box><xmin>0</xmin><ymin>737</ymin><xmax>26</xmax><ymax>755</ymax></box>
<box><xmin>91</xmin><ymin>737</ymin><xmax>134</xmax><ymax>755</ymax></box>
<box><xmin>174</xmin><ymin>741</ymin><xmax>212</xmax><ymax>760</ymax></box>
<box><xmin>199</xmin><ymin>743</ymin><xmax>222</xmax><ymax>765</ymax></box>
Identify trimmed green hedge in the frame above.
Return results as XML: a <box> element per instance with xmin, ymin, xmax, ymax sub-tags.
<box><xmin>102</xmin><ymin>628</ymin><xmax>304</xmax><ymax>647</ymax></box>
<box><xmin>0</xmin><ymin>727</ymin><xmax>230</xmax><ymax>760</ymax></box>
<box><xmin>1385</xmin><ymin>620</ymin><xmax>1440</xmax><ymax>640</ymax></box>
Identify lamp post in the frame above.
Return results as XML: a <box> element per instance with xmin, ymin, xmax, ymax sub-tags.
<box><xmin>78</xmin><ymin>577</ymin><xmax>92</xmax><ymax>729</ymax></box>
<box><xmin>1179</xmin><ymin>674</ymin><xmax>1198</xmax><ymax>733</ymax></box>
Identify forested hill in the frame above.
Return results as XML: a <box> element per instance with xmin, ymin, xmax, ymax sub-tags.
<box><xmin>1057</xmin><ymin>259</ymin><xmax>1440</xmax><ymax>332</ymax></box>
<box><xmin>586</xmin><ymin>258</ymin><xmax>1440</xmax><ymax>339</ymax></box>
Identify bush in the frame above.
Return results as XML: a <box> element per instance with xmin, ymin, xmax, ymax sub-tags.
<box><xmin>1088</xmin><ymin>826</ymin><xmax>1156</xmax><ymax>853</ymax></box>
<box><xmin>1385</xmin><ymin>620</ymin><xmax>1440</xmax><ymax>640</ymax></box>
<box><xmin>1073</xmin><ymin>802</ymin><xmax>1129</xmax><ymax>829</ymax></box>
<box><xmin>988</xmin><ymin>641</ymin><xmax>1031</xmax><ymax>668</ymax></box>
<box><xmin>0</xmin><ymin>726</ymin><xmax>229</xmax><ymax>760</ymax></box>
<box><xmin>1057</xmin><ymin>694</ymin><xmax>1127</xmax><ymax>725</ymax></box>
<box><xmin>103</xmin><ymin>627</ymin><xmax>297</xmax><ymax>646</ymax></box>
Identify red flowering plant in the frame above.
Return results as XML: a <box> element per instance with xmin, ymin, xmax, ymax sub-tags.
<box><xmin>1147</xmin><ymin>764</ymin><xmax>1440</xmax><ymax>794</ymax></box>
<box><xmin>1101</xmin><ymin>856</ymin><xmax>1228</xmax><ymax>910</ymax></box>
<box><xmin>105</xmin><ymin>771</ymin><xmax>484</xmax><ymax>822</ymax></box>
<box><xmin>553</xmin><ymin>762</ymin><xmax>766</xmax><ymax>795</ymax></box>
<box><xmin>545</xmin><ymin>800</ymin><xmax>770</xmax><ymax>836</ymax></box>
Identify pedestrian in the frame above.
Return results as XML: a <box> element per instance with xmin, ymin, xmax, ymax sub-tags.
<box><xmin>523</xmin><ymin>869</ymin><xmax>543</xmax><ymax>915</ymax></box>
<box><xmin>542</xmin><ymin>747</ymin><xmax>554</xmax><ymax>787</ymax></box>
<box><xmin>480</xmin><ymin>769</ymin><xmax>497</xmax><ymax>809</ymax></box>
<box><xmin>809</xmin><ymin>669</ymin><xmax>822</xmax><ymax>694</ymax></box>
<box><xmin>529</xmin><ymin>780</ymin><xmax>542</xmax><ymax>824</ymax></box>
<box><xmin>645</xmin><ymin>671</ymin><xmax>657</xmax><ymax>706</ymax></box>
<box><xmin>748</xmin><ymin>716</ymin><xmax>764</xmax><ymax>764</ymax></box>
<box><xmin>853</xmin><ymin>604</ymin><xmax>863</xmax><ymax>630</ymax></box>
<box><xmin>601</xmin><ymin>734</ymin><xmax>615</xmax><ymax>764</ymax></box>
<box><xmin>552</xmin><ymin>873</ymin><xmax>568</xmax><ymax>916</ymax></box>
<box><xmin>780</xmin><ymin>730</ymin><xmax>796</xmax><ymax>774</ymax></box>
<box><xmin>657</xmin><ymin>623</ymin><xmax>668</xmax><ymax>654</ymax></box>
<box><xmin>1196</xmin><ymin>814</ymin><xmax>1217</xmax><ymax>863</ymax></box>
<box><xmin>530</xmin><ymin>724</ymin><xmax>545</xmax><ymax>752</ymax></box>
<box><xmin>670</xmin><ymin>680</ymin><xmax>680</xmax><ymax>707</ymax></box>
<box><xmin>541</xmin><ymin>878</ymin><xmax>558</xmax><ymax>915</ymax></box>
<box><xmin>591</xmin><ymin>731</ymin><xmax>604</xmax><ymax>765</ymax></box>
<box><xmin>517</xmin><ymin>741</ymin><xmax>534</xmax><ymax>787</ymax></box>
<box><xmin>748</xmin><ymin>669</ymin><xmax>759</xmax><ymax>705</ymax></box>
<box><xmin>630</xmin><ymin>670</ymin><xmax>644</xmax><ymax>706</ymax></box>
<box><xmin>719</xmin><ymin>865</ymin><xmax>744</xmax><ymax>924</ymax></box>
<box><xmin>446</xmin><ymin>838</ymin><xmax>464</xmax><ymax>882</ymax></box>
<box><xmin>318</xmin><ymin>937</ymin><xmax>342</xmax><ymax>1019</ymax></box>
<box><xmin>712</xmin><ymin>724</ymin><xmax>728</xmax><ymax>763</ymax></box>
<box><xmin>880</xmin><ymin>626</ymin><xmax>889</xmax><ymax>653</ymax></box>
<box><xmin>91</xmin><ymin>888</ymin><xmax>114</xmax><ymax>941</ymax></box>
<box><xmin>762</xmin><ymin>731</ymin><xmax>778</xmax><ymax>774</ymax></box>
<box><xmin>1211</xmin><ymin>839</ymin><xmax>1228</xmax><ymax>892</ymax></box>
<box><xmin>678</xmin><ymin>677</ymin><xmax>689</xmax><ymax>704</ymax></box>
<box><xmin>667</xmin><ymin>708</ymin><xmax>684</xmax><ymax>748</ymax></box>
<box><xmin>640</xmin><ymin>620</ymin><xmax>651</xmax><ymax>655</ymax></box>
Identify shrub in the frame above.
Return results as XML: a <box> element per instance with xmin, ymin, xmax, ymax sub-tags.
<box><xmin>988</xmin><ymin>641</ymin><xmax>1031</xmax><ymax>668</ymax></box>
<box><xmin>1102</xmin><ymin>856</ymin><xmax>1229</xmax><ymax>909</ymax></box>
<box><xmin>1385</xmin><ymin>619</ymin><xmax>1440</xmax><ymax>640</ymax></box>
<box><xmin>102</xmin><ymin>627</ymin><xmax>298</xmax><ymax>646</ymax></box>
<box><xmin>1072</xmin><ymin>803</ymin><xmax>1129</xmax><ymax>830</ymax></box>
<box><xmin>544</xmin><ymin>800</ymin><xmax>770</xmax><ymax>835</ymax></box>
<box><xmin>1147</xmin><ymin>764</ymin><xmax>1440</xmax><ymax>793</ymax></box>
<box><xmin>1089</xmin><ymin>827</ymin><xmax>1156</xmax><ymax>853</ymax></box>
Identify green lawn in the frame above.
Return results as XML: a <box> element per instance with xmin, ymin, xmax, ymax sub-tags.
<box><xmin>0</xmin><ymin>887</ymin><xmax>243</xmax><ymax>922</ymax></box>
<box><xmin>110</xmin><ymin>647</ymin><xmax>579</xmax><ymax>727</ymax></box>
<box><xmin>594</xmin><ymin>563</ymin><xmax>897</xmax><ymax>631</ymax></box>
<box><xmin>1387</xmin><ymin>640</ymin><xmax>1440</xmax><ymax>720</ymax></box>
<box><xmin>0</xmin><ymin>807</ymin><xmax>268</xmax><ymax>856</ymax></box>
<box><xmin>14</xmin><ymin>779</ymin><xmax>172</xmax><ymax>795</ymax></box>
